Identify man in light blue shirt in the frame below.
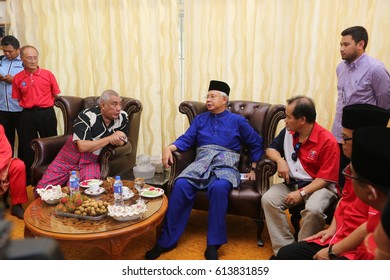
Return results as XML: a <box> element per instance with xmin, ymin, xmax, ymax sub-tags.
<box><xmin>332</xmin><ymin>26</ymin><xmax>390</xmax><ymax>186</ymax></box>
<box><xmin>0</xmin><ymin>35</ymin><xmax>24</xmax><ymax>156</ymax></box>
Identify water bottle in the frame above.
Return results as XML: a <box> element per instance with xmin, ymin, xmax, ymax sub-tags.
<box><xmin>113</xmin><ymin>175</ymin><xmax>124</xmax><ymax>207</ymax></box>
<box><xmin>69</xmin><ymin>171</ymin><xmax>79</xmax><ymax>196</ymax></box>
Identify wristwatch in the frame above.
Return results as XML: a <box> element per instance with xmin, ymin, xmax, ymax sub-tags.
<box><xmin>328</xmin><ymin>244</ymin><xmax>339</xmax><ymax>260</ymax></box>
<box><xmin>299</xmin><ymin>189</ymin><xmax>307</xmax><ymax>197</ymax></box>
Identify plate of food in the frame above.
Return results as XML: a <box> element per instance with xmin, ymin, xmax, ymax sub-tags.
<box><xmin>140</xmin><ymin>187</ymin><xmax>164</xmax><ymax>198</ymax></box>
<box><xmin>84</xmin><ymin>187</ymin><xmax>105</xmax><ymax>196</ymax></box>
<box><xmin>79</xmin><ymin>179</ymin><xmax>103</xmax><ymax>188</ymax></box>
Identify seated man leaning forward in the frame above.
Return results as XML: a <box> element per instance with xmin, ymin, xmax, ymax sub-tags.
<box><xmin>262</xmin><ymin>95</ymin><xmax>340</xmax><ymax>257</ymax></box>
<box><xmin>145</xmin><ymin>80</ymin><xmax>264</xmax><ymax>260</ymax></box>
<box><xmin>36</xmin><ymin>90</ymin><xmax>128</xmax><ymax>189</ymax></box>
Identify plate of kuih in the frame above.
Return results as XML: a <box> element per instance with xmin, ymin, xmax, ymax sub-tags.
<box><xmin>140</xmin><ymin>187</ymin><xmax>164</xmax><ymax>198</ymax></box>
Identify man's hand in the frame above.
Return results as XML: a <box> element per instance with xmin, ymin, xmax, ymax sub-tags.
<box><xmin>276</xmin><ymin>158</ymin><xmax>290</xmax><ymax>183</ymax></box>
<box><xmin>109</xmin><ymin>131</ymin><xmax>127</xmax><ymax>146</ymax></box>
<box><xmin>0</xmin><ymin>74</ymin><xmax>14</xmax><ymax>84</ymax></box>
<box><xmin>284</xmin><ymin>190</ymin><xmax>303</xmax><ymax>207</ymax></box>
<box><xmin>162</xmin><ymin>146</ymin><xmax>173</xmax><ymax>168</ymax></box>
<box><xmin>304</xmin><ymin>229</ymin><xmax>334</xmax><ymax>243</ymax></box>
<box><xmin>313</xmin><ymin>248</ymin><xmax>330</xmax><ymax>260</ymax></box>
<box><xmin>162</xmin><ymin>145</ymin><xmax>176</xmax><ymax>168</ymax></box>
<box><xmin>246</xmin><ymin>170</ymin><xmax>256</xmax><ymax>180</ymax></box>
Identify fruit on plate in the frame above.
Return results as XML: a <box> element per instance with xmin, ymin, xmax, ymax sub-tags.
<box><xmin>55</xmin><ymin>192</ymin><xmax>108</xmax><ymax>216</ymax></box>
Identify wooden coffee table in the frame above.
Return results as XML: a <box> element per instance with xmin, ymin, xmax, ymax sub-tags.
<box><xmin>24</xmin><ymin>181</ymin><xmax>168</xmax><ymax>259</ymax></box>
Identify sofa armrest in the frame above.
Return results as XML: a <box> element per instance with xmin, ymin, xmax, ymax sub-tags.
<box><xmin>254</xmin><ymin>156</ymin><xmax>277</xmax><ymax>195</ymax></box>
<box><xmin>30</xmin><ymin>135</ymin><xmax>70</xmax><ymax>186</ymax></box>
<box><xmin>179</xmin><ymin>101</ymin><xmax>207</xmax><ymax>123</ymax></box>
<box><xmin>166</xmin><ymin>149</ymin><xmax>196</xmax><ymax>196</ymax></box>
<box><xmin>31</xmin><ymin>135</ymin><xmax>70</xmax><ymax>167</ymax></box>
<box><xmin>99</xmin><ymin>142</ymin><xmax>132</xmax><ymax>178</ymax></box>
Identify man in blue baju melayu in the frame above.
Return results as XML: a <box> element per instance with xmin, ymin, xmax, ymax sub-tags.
<box><xmin>145</xmin><ymin>80</ymin><xmax>264</xmax><ymax>260</ymax></box>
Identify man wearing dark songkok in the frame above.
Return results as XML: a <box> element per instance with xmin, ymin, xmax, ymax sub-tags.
<box><xmin>340</xmin><ymin>126</ymin><xmax>390</xmax><ymax>260</ymax></box>
<box><xmin>145</xmin><ymin>80</ymin><xmax>264</xmax><ymax>260</ymax></box>
<box><xmin>311</xmin><ymin>126</ymin><xmax>390</xmax><ymax>260</ymax></box>
<box><xmin>273</xmin><ymin>104</ymin><xmax>390</xmax><ymax>260</ymax></box>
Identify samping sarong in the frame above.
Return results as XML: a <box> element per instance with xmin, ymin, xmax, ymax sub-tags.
<box><xmin>176</xmin><ymin>144</ymin><xmax>240</xmax><ymax>189</ymax></box>
<box><xmin>36</xmin><ymin>136</ymin><xmax>100</xmax><ymax>188</ymax></box>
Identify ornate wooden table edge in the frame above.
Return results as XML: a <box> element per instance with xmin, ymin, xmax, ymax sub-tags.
<box><xmin>23</xmin><ymin>195</ymin><xmax>168</xmax><ymax>259</ymax></box>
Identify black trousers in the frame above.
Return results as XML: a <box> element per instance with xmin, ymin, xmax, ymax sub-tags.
<box><xmin>273</xmin><ymin>241</ymin><xmax>349</xmax><ymax>260</ymax></box>
<box><xmin>273</xmin><ymin>241</ymin><xmax>327</xmax><ymax>260</ymax></box>
<box><xmin>0</xmin><ymin>110</ymin><xmax>21</xmax><ymax>157</ymax></box>
<box><xmin>18</xmin><ymin>107</ymin><xmax>57</xmax><ymax>179</ymax></box>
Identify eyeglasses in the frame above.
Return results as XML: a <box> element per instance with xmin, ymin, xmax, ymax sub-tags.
<box><xmin>25</xmin><ymin>56</ymin><xmax>38</xmax><ymax>62</ymax></box>
<box><xmin>205</xmin><ymin>95</ymin><xmax>222</xmax><ymax>100</ymax></box>
<box><xmin>341</xmin><ymin>165</ymin><xmax>369</xmax><ymax>183</ymax></box>
<box><xmin>341</xmin><ymin>136</ymin><xmax>353</xmax><ymax>142</ymax></box>
<box><xmin>291</xmin><ymin>142</ymin><xmax>302</xmax><ymax>162</ymax></box>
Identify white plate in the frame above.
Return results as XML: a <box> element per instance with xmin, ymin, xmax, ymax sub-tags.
<box><xmin>84</xmin><ymin>187</ymin><xmax>105</xmax><ymax>196</ymax></box>
<box><xmin>79</xmin><ymin>179</ymin><xmax>103</xmax><ymax>188</ymax></box>
<box><xmin>140</xmin><ymin>187</ymin><xmax>164</xmax><ymax>198</ymax></box>
<box><xmin>123</xmin><ymin>191</ymin><xmax>135</xmax><ymax>200</ymax></box>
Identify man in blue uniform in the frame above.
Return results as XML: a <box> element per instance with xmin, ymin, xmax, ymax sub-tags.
<box><xmin>145</xmin><ymin>80</ymin><xmax>264</xmax><ymax>260</ymax></box>
<box><xmin>0</xmin><ymin>35</ymin><xmax>24</xmax><ymax>156</ymax></box>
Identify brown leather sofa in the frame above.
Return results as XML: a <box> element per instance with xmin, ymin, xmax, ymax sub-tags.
<box><xmin>167</xmin><ymin>100</ymin><xmax>286</xmax><ymax>246</ymax></box>
<box><xmin>30</xmin><ymin>96</ymin><xmax>142</xmax><ymax>186</ymax></box>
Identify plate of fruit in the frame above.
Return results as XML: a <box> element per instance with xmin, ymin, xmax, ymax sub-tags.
<box><xmin>54</xmin><ymin>192</ymin><xmax>108</xmax><ymax>220</ymax></box>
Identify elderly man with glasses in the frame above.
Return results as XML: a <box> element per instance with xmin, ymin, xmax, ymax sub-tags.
<box><xmin>145</xmin><ymin>80</ymin><xmax>263</xmax><ymax>260</ymax></box>
<box><xmin>12</xmin><ymin>45</ymin><xmax>61</xmax><ymax>184</ymax></box>
<box><xmin>262</xmin><ymin>95</ymin><xmax>340</xmax><ymax>257</ymax></box>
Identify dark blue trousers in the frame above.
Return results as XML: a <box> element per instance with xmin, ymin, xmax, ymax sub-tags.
<box><xmin>157</xmin><ymin>177</ymin><xmax>232</xmax><ymax>248</ymax></box>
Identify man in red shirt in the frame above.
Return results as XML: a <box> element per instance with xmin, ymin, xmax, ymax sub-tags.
<box><xmin>12</xmin><ymin>45</ymin><xmax>60</xmax><ymax>183</ymax></box>
<box><xmin>262</xmin><ymin>96</ymin><xmax>340</xmax><ymax>256</ymax></box>
<box><xmin>0</xmin><ymin>124</ymin><xmax>28</xmax><ymax>218</ymax></box>
<box><xmin>273</xmin><ymin>104</ymin><xmax>389</xmax><ymax>259</ymax></box>
<box><xmin>319</xmin><ymin>127</ymin><xmax>390</xmax><ymax>260</ymax></box>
